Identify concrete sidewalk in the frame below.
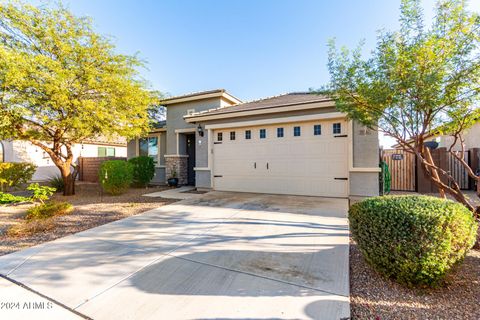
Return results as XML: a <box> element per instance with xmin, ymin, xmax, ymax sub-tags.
<box><xmin>0</xmin><ymin>192</ymin><xmax>350</xmax><ymax>320</ymax></box>
<box><xmin>0</xmin><ymin>276</ymin><xmax>85</xmax><ymax>320</ymax></box>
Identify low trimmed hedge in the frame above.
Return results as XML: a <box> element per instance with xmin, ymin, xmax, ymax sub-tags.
<box><xmin>99</xmin><ymin>160</ymin><xmax>133</xmax><ymax>195</ymax></box>
<box><xmin>349</xmin><ymin>195</ymin><xmax>477</xmax><ymax>287</ymax></box>
<box><xmin>128</xmin><ymin>156</ymin><xmax>155</xmax><ymax>187</ymax></box>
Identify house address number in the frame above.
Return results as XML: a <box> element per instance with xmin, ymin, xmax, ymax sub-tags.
<box><xmin>392</xmin><ymin>154</ymin><xmax>404</xmax><ymax>160</ymax></box>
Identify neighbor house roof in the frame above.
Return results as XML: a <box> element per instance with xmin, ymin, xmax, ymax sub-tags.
<box><xmin>82</xmin><ymin>136</ymin><xmax>127</xmax><ymax>146</ymax></box>
<box><xmin>160</xmin><ymin>89</ymin><xmax>242</xmax><ymax>106</ymax></box>
<box><xmin>184</xmin><ymin>92</ymin><xmax>335</xmax><ymax>122</ymax></box>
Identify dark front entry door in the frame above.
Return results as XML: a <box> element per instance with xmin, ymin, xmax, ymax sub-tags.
<box><xmin>186</xmin><ymin>134</ymin><xmax>196</xmax><ymax>185</ymax></box>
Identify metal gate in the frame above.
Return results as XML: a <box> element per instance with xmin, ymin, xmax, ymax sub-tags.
<box><xmin>382</xmin><ymin>149</ymin><xmax>416</xmax><ymax>191</ymax></box>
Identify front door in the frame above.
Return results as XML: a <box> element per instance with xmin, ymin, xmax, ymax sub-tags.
<box><xmin>186</xmin><ymin>134</ymin><xmax>196</xmax><ymax>185</ymax></box>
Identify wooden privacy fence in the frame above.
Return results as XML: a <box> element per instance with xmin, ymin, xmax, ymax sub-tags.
<box><xmin>382</xmin><ymin>148</ymin><xmax>475</xmax><ymax>193</ymax></box>
<box><xmin>78</xmin><ymin>156</ymin><xmax>126</xmax><ymax>183</ymax></box>
<box><xmin>382</xmin><ymin>149</ymin><xmax>416</xmax><ymax>191</ymax></box>
<box><xmin>448</xmin><ymin>151</ymin><xmax>470</xmax><ymax>190</ymax></box>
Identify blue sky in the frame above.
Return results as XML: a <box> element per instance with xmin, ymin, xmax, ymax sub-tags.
<box><xmin>30</xmin><ymin>0</ymin><xmax>480</xmax><ymax>146</ymax></box>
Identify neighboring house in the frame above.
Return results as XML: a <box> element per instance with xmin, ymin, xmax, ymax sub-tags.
<box><xmin>0</xmin><ymin>138</ymin><xmax>127</xmax><ymax>181</ymax></box>
<box><xmin>393</xmin><ymin>120</ymin><xmax>480</xmax><ymax>150</ymax></box>
<box><xmin>424</xmin><ymin>122</ymin><xmax>480</xmax><ymax>150</ymax></box>
<box><xmin>128</xmin><ymin>89</ymin><xmax>380</xmax><ymax>200</ymax></box>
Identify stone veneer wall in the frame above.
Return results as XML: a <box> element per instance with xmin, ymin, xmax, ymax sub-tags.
<box><xmin>165</xmin><ymin>155</ymin><xmax>189</xmax><ymax>185</ymax></box>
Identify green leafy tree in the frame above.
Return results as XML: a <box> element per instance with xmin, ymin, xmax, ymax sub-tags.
<box><xmin>324</xmin><ymin>0</ymin><xmax>480</xmax><ymax>216</ymax></box>
<box><xmin>0</xmin><ymin>1</ymin><xmax>158</xmax><ymax>195</ymax></box>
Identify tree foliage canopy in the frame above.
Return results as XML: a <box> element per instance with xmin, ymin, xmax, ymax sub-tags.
<box><xmin>0</xmin><ymin>1</ymin><xmax>158</xmax><ymax>194</ymax></box>
<box><xmin>326</xmin><ymin>0</ymin><xmax>480</xmax><ymax>142</ymax></box>
<box><xmin>324</xmin><ymin>0</ymin><xmax>480</xmax><ymax>214</ymax></box>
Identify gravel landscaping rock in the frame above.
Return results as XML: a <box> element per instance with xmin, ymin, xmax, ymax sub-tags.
<box><xmin>0</xmin><ymin>183</ymin><xmax>177</xmax><ymax>256</ymax></box>
<box><xmin>350</xmin><ymin>238</ymin><xmax>480</xmax><ymax>319</ymax></box>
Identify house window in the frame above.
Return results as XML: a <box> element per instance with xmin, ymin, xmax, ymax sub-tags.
<box><xmin>293</xmin><ymin>126</ymin><xmax>301</xmax><ymax>137</ymax></box>
<box><xmin>98</xmin><ymin>147</ymin><xmax>115</xmax><ymax>157</ymax></box>
<box><xmin>217</xmin><ymin>132</ymin><xmax>223</xmax><ymax>141</ymax></box>
<box><xmin>139</xmin><ymin>136</ymin><xmax>159</xmax><ymax>164</ymax></box>
<box><xmin>245</xmin><ymin>130</ymin><xmax>251</xmax><ymax>139</ymax></box>
<box><xmin>230</xmin><ymin>131</ymin><xmax>236</xmax><ymax>140</ymax></box>
<box><xmin>277</xmin><ymin>128</ymin><xmax>284</xmax><ymax>138</ymax></box>
<box><xmin>259</xmin><ymin>129</ymin><xmax>266</xmax><ymax>139</ymax></box>
<box><xmin>186</xmin><ymin>109</ymin><xmax>195</xmax><ymax>116</ymax></box>
<box><xmin>333</xmin><ymin>123</ymin><xmax>342</xmax><ymax>134</ymax></box>
<box><xmin>314</xmin><ymin>124</ymin><xmax>322</xmax><ymax>136</ymax></box>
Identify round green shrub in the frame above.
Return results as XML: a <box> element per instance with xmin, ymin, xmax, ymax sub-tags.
<box><xmin>99</xmin><ymin>160</ymin><xmax>133</xmax><ymax>195</ymax></box>
<box><xmin>349</xmin><ymin>195</ymin><xmax>477</xmax><ymax>287</ymax></box>
<box><xmin>128</xmin><ymin>156</ymin><xmax>155</xmax><ymax>187</ymax></box>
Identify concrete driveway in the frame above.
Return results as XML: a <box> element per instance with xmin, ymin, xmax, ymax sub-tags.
<box><xmin>0</xmin><ymin>192</ymin><xmax>350</xmax><ymax>320</ymax></box>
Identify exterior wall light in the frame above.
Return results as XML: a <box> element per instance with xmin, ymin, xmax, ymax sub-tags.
<box><xmin>197</xmin><ymin>124</ymin><xmax>204</xmax><ymax>137</ymax></box>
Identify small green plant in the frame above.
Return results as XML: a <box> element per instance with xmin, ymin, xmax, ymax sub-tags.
<box><xmin>349</xmin><ymin>195</ymin><xmax>477</xmax><ymax>287</ymax></box>
<box><xmin>128</xmin><ymin>156</ymin><xmax>155</xmax><ymax>187</ymax></box>
<box><xmin>0</xmin><ymin>192</ymin><xmax>29</xmax><ymax>204</ymax></box>
<box><xmin>27</xmin><ymin>183</ymin><xmax>56</xmax><ymax>204</ymax></box>
<box><xmin>48</xmin><ymin>175</ymin><xmax>65</xmax><ymax>193</ymax></box>
<box><xmin>26</xmin><ymin>201</ymin><xmax>73</xmax><ymax>220</ymax></box>
<box><xmin>99</xmin><ymin>160</ymin><xmax>133</xmax><ymax>195</ymax></box>
<box><xmin>9</xmin><ymin>201</ymin><xmax>73</xmax><ymax>236</ymax></box>
<box><xmin>170</xmin><ymin>167</ymin><xmax>177</xmax><ymax>179</ymax></box>
<box><xmin>0</xmin><ymin>162</ymin><xmax>37</xmax><ymax>191</ymax></box>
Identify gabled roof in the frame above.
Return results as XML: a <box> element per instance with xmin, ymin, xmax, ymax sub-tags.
<box><xmin>160</xmin><ymin>89</ymin><xmax>242</xmax><ymax>106</ymax></box>
<box><xmin>184</xmin><ymin>92</ymin><xmax>334</xmax><ymax>121</ymax></box>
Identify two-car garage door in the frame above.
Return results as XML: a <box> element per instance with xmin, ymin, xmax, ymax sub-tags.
<box><xmin>212</xmin><ymin>119</ymin><xmax>349</xmax><ymax>197</ymax></box>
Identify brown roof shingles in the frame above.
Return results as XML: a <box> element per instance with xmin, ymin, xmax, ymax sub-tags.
<box><xmin>186</xmin><ymin>92</ymin><xmax>332</xmax><ymax>118</ymax></box>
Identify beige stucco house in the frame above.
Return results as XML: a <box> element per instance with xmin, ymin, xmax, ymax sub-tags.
<box><xmin>0</xmin><ymin>139</ymin><xmax>127</xmax><ymax>181</ymax></box>
<box><xmin>127</xmin><ymin>89</ymin><xmax>380</xmax><ymax>200</ymax></box>
<box><xmin>424</xmin><ymin>122</ymin><xmax>480</xmax><ymax>150</ymax></box>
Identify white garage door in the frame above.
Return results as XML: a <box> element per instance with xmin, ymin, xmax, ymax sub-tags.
<box><xmin>212</xmin><ymin>119</ymin><xmax>349</xmax><ymax>197</ymax></box>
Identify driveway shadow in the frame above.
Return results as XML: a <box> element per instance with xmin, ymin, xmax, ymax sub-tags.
<box><xmin>130</xmin><ymin>247</ymin><xmax>349</xmax><ymax>297</ymax></box>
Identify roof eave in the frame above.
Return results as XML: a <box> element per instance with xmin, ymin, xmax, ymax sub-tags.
<box><xmin>161</xmin><ymin>90</ymin><xmax>242</xmax><ymax>106</ymax></box>
<box><xmin>184</xmin><ymin>99</ymin><xmax>336</xmax><ymax>123</ymax></box>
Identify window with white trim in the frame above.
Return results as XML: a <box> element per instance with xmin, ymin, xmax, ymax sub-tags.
<box><xmin>98</xmin><ymin>147</ymin><xmax>115</xmax><ymax>157</ymax></box>
<box><xmin>333</xmin><ymin>123</ymin><xmax>342</xmax><ymax>134</ymax></box>
<box><xmin>314</xmin><ymin>124</ymin><xmax>321</xmax><ymax>135</ymax></box>
<box><xmin>259</xmin><ymin>129</ymin><xmax>266</xmax><ymax>139</ymax></box>
<box><xmin>293</xmin><ymin>126</ymin><xmax>301</xmax><ymax>137</ymax></box>
<box><xmin>277</xmin><ymin>128</ymin><xmax>284</xmax><ymax>138</ymax></box>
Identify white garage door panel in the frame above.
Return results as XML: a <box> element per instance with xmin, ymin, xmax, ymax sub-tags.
<box><xmin>213</xmin><ymin>119</ymin><xmax>349</xmax><ymax>197</ymax></box>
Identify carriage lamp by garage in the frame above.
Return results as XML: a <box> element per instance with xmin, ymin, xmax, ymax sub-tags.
<box><xmin>197</xmin><ymin>124</ymin><xmax>204</xmax><ymax>137</ymax></box>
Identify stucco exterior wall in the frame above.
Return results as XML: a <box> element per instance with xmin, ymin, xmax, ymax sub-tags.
<box><xmin>427</xmin><ymin>122</ymin><xmax>480</xmax><ymax>150</ymax></box>
<box><xmin>195</xmin><ymin>130</ymin><xmax>211</xmax><ymax>189</ymax></box>
<box><xmin>166</xmin><ymin>98</ymin><xmax>223</xmax><ymax>155</ymax></box>
<box><xmin>464</xmin><ymin>123</ymin><xmax>480</xmax><ymax>149</ymax></box>
<box><xmin>352</xmin><ymin>121</ymin><xmax>379</xmax><ymax>167</ymax></box>
<box><xmin>349</xmin><ymin>121</ymin><xmax>380</xmax><ymax>198</ymax></box>
<box><xmin>1</xmin><ymin>140</ymin><xmax>15</xmax><ymax>162</ymax></box>
<box><xmin>127</xmin><ymin>140</ymin><xmax>136</xmax><ymax>159</ymax></box>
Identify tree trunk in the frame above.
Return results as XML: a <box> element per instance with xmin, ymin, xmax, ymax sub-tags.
<box><xmin>424</xmin><ymin>147</ymin><xmax>446</xmax><ymax>198</ymax></box>
<box><xmin>61</xmin><ymin>168</ymin><xmax>75</xmax><ymax>196</ymax></box>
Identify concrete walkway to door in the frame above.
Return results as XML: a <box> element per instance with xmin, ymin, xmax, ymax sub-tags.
<box><xmin>0</xmin><ymin>192</ymin><xmax>350</xmax><ymax>320</ymax></box>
